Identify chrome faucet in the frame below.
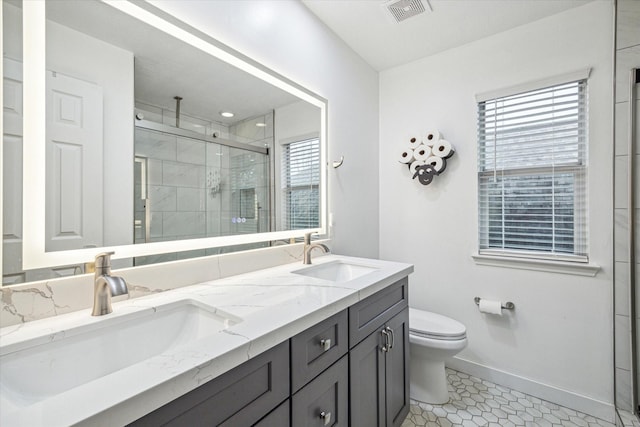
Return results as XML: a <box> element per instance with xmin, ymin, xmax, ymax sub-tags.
<box><xmin>303</xmin><ymin>232</ymin><xmax>330</xmax><ymax>265</ymax></box>
<box><xmin>92</xmin><ymin>252</ymin><xmax>128</xmax><ymax>316</ymax></box>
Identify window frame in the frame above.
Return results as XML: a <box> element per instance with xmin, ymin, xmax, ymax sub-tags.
<box><xmin>281</xmin><ymin>136</ymin><xmax>321</xmax><ymax>230</ymax></box>
<box><xmin>476</xmin><ymin>72</ymin><xmax>590</xmax><ymax>264</ymax></box>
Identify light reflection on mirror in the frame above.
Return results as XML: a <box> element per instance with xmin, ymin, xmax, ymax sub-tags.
<box><xmin>2</xmin><ymin>0</ymin><xmax>327</xmax><ymax>285</ymax></box>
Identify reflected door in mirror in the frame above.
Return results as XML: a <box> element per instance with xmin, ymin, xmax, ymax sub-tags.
<box><xmin>46</xmin><ymin>71</ymin><xmax>104</xmax><ymax>252</ymax></box>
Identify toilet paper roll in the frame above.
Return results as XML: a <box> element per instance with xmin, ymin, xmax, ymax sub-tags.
<box><xmin>408</xmin><ymin>137</ymin><xmax>421</xmax><ymax>150</ymax></box>
<box><xmin>399</xmin><ymin>149</ymin><xmax>414</xmax><ymax>164</ymax></box>
<box><xmin>478</xmin><ymin>299</ymin><xmax>503</xmax><ymax>316</ymax></box>
<box><xmin>432</xmin><ymin>140</ymin><xmax>454</xmax><ymax>158</ymax></box>
<box><xmin>413</xmin><ymin>145</ymin><xmax>432</xmax><ymax>162</ymax></box>
<box><xmin>410</xmin><ymin>160</ymin><xmax>427</xmax><ymax>174</ymax></box>
<box><xmin>426</xmin><ymin>156</ymin><xmax>446</xmax><ymax>174</ymax></box>
<box><xmin>423</xmin><ymin>130</ymin><xmax>440</xmax><ymax>145</ymax></box>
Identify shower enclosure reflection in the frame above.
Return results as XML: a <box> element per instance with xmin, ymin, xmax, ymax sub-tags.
<box><xmin>132</xmin><ymin>112</ymin><xmax>274</xmax><ymax>266</ymax></box>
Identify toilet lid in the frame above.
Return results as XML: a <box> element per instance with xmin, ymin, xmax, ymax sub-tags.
<box><xmin>409</xmin><ymin>308</ymin><xmax>467</xmax><ymax>340</ymax></box>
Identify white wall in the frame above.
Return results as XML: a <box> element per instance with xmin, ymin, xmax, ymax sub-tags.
<box><xmin>379</xmin><ymin>1</ymin><xmax>614</xmax><ymax>419</ymax></box>
<box><xmin>149</xmin><ymin>0</ymin><xmax>380</xmax><ymax>258</ymax></box>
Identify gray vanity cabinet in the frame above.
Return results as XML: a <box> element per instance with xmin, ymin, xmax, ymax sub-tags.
<box><xmin>128</xmin><ymin>276</ymin><xmax>410</xmax><ymax>427</ymax></box>
<box><xmin>349</xmin><ymin>279</ymin><xmax>410</xmax><ymax>427</ymax></box>
<box><xmin>350</xmin><ymin>309</ymin><xmax>410</xmax><ymax>427</ymax></box>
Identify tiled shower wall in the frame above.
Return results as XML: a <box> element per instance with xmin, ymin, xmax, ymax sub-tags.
<box><xmin>614</xmin><ymin>0</ymin><xmax>640</xmax><ymax>414</ymax></box>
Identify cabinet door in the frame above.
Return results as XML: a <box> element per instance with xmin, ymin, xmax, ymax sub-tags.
<box><xmin>128</xmin><ymin>341</ymin><xmax>289</xmax><ymax>427</ymax></box>
<box><xmin>292</xmin><ymin>356</ymin><xmax>348</xmax><ymax>426</ymax></box>
<box><xmin>349</xmin><ymin>326</ymin><xmax>386</xmax><ymax>427</ymax></box>
<box><xmin>385</xmin><ymin>308</ymin><xmax>410</xmax><ymax>427</ymax></box>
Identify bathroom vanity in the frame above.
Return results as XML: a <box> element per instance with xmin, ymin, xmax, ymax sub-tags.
<box><xmin>130</xmin><ymin>277</ymin><xmax>409</xmax><ymax>427</ymax></box>
<box><xmin>0</xmin><ymin>255</ymin><xmax>412</xmax><ymax>426</ymax></box>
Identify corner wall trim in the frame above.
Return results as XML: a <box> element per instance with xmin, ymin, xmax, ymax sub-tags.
<box><xmin>447</xmin><ymin>356</ymin><xmax>615</xmax><ymax>423</ymax></box>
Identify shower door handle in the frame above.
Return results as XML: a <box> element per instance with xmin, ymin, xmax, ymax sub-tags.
<box><xmin>143</xmin><ymin>198</ymin><xmax>151</xmax><ymax>243</ymax></box>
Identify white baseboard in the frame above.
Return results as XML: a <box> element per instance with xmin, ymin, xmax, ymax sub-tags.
<box><xmin>446</xmin><ymin>356</ymin><xmax>615</xmax><ymax>423</ymax></box>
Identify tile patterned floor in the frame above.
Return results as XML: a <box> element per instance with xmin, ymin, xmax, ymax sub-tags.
<box><xmin>402</xmin><ymin>368</ymin><xmax>615</xmax><ymax>427</ymax></box>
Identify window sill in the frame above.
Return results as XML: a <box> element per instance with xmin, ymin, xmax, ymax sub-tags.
<box><xmin>471</xmin><ymin>253</ymin><xmax>600</xmax><ymax>277</ymax></box>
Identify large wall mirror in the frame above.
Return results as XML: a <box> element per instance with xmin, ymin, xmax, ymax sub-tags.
<box><xmin>2</xmin><ymin>0</ymin><xmax>327</xmax><ymax>285</ymax></box>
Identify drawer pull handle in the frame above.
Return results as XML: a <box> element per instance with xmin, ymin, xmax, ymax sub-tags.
<box><xmin>386</xmin><ymin>326</ymin><xmax>395</xmax><ymax>350</ymax></box>
<box><xmin>381</xmin><ymin>329</ymin><xmax>390</xmax><ymax>352</ymax></box>
<box><xmin>320</xmin><ymin>338</ymin><xmax>331</xmax><ymax>351</ymax></box>
<box><xmin>319</xmin><ymin>411</ymin><xmax>332</xmax><ymax>425</ymax></box>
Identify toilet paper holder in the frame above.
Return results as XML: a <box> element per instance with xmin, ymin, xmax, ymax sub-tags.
<box><xmin>474</xmin><ymin>297</ymin><xmax>515</xmax><ymax>310</ymax></box>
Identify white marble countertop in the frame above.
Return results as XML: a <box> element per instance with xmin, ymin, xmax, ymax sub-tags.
<box><xmin>0</xmin><ymin>255</ymin><xmax>413</xmax><ymax>426</ymax></box>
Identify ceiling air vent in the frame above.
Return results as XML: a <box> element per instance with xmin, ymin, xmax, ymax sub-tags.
<box><xmin>381</xmin><ymin>0</ymin><xmax>431</xmax><ymax>23</ymax></box>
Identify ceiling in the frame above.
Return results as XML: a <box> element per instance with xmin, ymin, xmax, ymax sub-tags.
<box><xmin>302</xmin><ymin>0</ymin><xmax>594</xmax><ymax>71</ymax></box>
<box><xmin>45</xmin><ymin>1</ymin><xmax>299</xmax><ymax>124</ymax></box>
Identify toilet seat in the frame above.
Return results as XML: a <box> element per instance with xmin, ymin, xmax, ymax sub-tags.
<box><xmin>409</xmin><ymin>308</ymin><xmax>467</xmax><ymax>341</ymax></box>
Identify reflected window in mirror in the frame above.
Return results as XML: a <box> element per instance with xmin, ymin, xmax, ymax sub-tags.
<box><xmin>282</xmin><ymin>137</ymin><xmax>320</xmax><ymax>230</ymax></box>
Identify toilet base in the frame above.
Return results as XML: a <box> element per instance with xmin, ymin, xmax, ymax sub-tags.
<box><xmin>410</xmin><ymin>357</ymin><xmax>450</xmax><ymax>404</ymax></box>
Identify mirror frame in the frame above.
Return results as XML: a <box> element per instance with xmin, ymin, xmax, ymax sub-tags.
<box><xmin>17</xmin><ymin>0</ymin><xmax>328</xmax><ymax>271</ymax></box>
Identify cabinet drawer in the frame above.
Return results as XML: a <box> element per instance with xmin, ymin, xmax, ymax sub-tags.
<box><xmin>291</xmin><ymin>309</ymin><xmax>348</xmax><ymax>393</ymax></box>
<box><xmin>129</xmin><ymin>341</ymin><xmax>289</xmax><ymax>427</ymax></box>
<box><xmin>254</xmin><ymin>399</ymin><xmax>290</xmax><ymax>427</ymax></box>
<box><xmin>349</xmin><ymin>277</ymin><xmax>408</xmax><ymax>348</ymax></box>
<box><xmin>292</xmin><ymin>355</ymin><xmax>348</xmax><ymax>427</ymax></box>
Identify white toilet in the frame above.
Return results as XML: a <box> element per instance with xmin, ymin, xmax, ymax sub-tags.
<box><xmin>409</xmin><ymin>307</ymin><xmax>468</xmax><ymax>404</ymax></box>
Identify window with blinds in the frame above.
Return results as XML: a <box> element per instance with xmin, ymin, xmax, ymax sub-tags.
<box><xmin>477</xmin><ymin>79</ymin><xmax>588</xmax><ymax>261</ymax></box>
<box><xmin>282</xmin><ymin>137</ymin><xmax>320</xmax><ymax>230</ymax></box>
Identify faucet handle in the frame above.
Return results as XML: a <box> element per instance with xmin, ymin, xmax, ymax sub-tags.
<box><xmin>94</xmin><ymin>251</ymin><xmax>115</xmax><ymax>269</ymax></box>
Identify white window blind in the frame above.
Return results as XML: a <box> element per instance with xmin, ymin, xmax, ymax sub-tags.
<box><xmin>282</xmin><ymin>137</ymin><xmax>320</xmax><ymax>230</ymax></box>
<box><xmin>477</xmin><ymin>79</ymin><xmax>588</xmax><ymax>261</ymax></box>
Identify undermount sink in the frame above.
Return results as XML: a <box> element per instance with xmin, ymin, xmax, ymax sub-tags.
<box><xmin>0</xmin><ymin>299</ymin><xmax>240</xmax><ymax>407</ymax></box>
<box><xmin>292</xmin><ymin>260</ymin><xmax>378</xmax><ymax>282</ymax></box>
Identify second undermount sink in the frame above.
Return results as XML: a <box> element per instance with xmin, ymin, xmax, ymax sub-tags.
<box><xmin>292</xmin><ymin>260</ymin><xmax>379</xmax><ymax>282</ymax></box>
<box><xmin>0</xmin><ymin>299</ymin><xmax>241</xmax><ymax>407</ymax></box>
